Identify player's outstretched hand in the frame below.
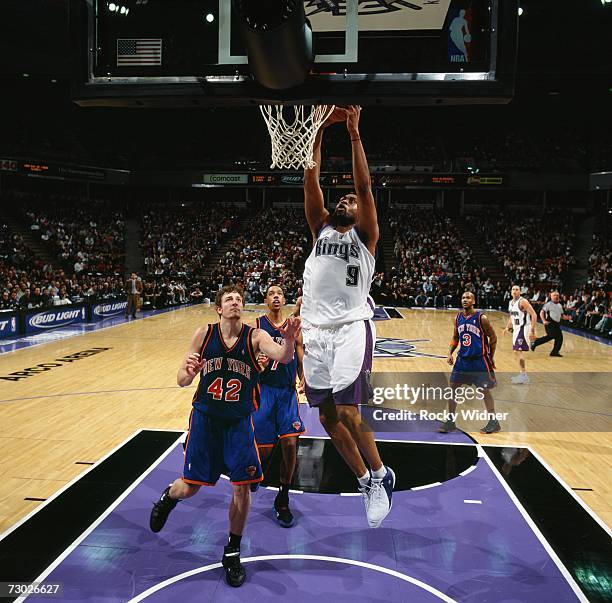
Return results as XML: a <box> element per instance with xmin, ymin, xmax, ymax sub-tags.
<box><xmin>185</xmin><ymin>352</ymin><xmax>205</xmax><ymax>377</ymax></box>
<box><xmin>322</xmin><ymin>105</ymin><xmax>348</xmax><ymax>128</ymax></box>
<box><xmin>280</xmin><ymin>316</ymin><xmax>302</xmax><ymax>340</ymax></box>
<box><xmin>447</xmin><ymin>354</ymin><xmax>454</xmax><ymax>366</ymax></box>
<box><xmin>345</xmin><ymin>105</ymin><xmax>362</xmax><ymax>133</ymax></box>
<box><xmin>501</xmin><ymin>327</ymin><xmax>510</xmax><ymax>337</ymax></box>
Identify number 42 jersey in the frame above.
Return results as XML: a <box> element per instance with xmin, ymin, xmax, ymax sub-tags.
<box><xmin>192</xmin><ymin>323</ymin><xmax>262</xmax><ymax>420</ymax></box>
<box><xmin>302</xmin><ymin>225</ymin><xmax>375</xmax><ymax>327</ymax></box>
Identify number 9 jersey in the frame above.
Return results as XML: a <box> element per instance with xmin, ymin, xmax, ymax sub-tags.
<box><xmin>302</xmin><ymin>225</ymin><xmax>375</xmax><ymax>327</ymax></box>
<box><xmin>192</xmin><ymin>323</ymin><xmax>263</xmax><ymax>419</ymax></box>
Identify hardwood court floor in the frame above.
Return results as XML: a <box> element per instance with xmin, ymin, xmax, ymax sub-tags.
<box><xmin>0</xmin><ymin>305</ymin><xmax>610</xmax><ymax>532</ymax></box>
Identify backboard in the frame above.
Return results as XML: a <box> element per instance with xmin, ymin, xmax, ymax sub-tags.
<box><xmin>72</xmin><ymin>0</ymin><xmax>517</xmax><ymax>107</ymax></box>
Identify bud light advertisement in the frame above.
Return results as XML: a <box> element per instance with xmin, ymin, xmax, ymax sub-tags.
<box><xmin>91</xmin><ymin>300</ymin><xmax>128</xmax><ymax>321</ymax></box>
<box><xmin>24</xmin><ymin>305</ymin><xmax>87</xmax><ymax>334</ymax></box>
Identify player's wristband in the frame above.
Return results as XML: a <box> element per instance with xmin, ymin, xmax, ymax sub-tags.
<box><xmin>351</xmin><ymin>137</ymin><xmax>360</xmax><ymax>142</ymax></box>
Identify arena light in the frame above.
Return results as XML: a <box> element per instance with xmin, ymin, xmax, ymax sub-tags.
<box><xmin>205</xmin><ymin>13</ymin><xmax>215</xmax><ymax>23</ymax></box>
<box><xmin>108</xmin><ymin>2</ymin><xmax>117</xmax><ymax>11</ymax></box>
<box><xmin>518</xmin><ymin>6</ymin><xmax>524</xmax><ymax>15</ymax></box>
<box><xmin>120</xmin><ymin>5</ymin><xmax>127</xmax><ymax>13</ymax></box>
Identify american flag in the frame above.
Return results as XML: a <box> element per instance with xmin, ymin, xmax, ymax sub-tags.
<box><xmin>116</xmin><ymin>39</ymin><xmax>162</xmax><ymax>66</ymax></box>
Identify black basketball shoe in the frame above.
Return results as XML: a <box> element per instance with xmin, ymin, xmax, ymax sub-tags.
<box><xmin>149</xmin><ymin>486</ymin><xmax>178</xmax><ymax>533</ymax></box>
<box><xmin>274</xmin><ymin>491</ymin><xmax>295</xmax><ymax>528</ymax></box>
<box><xmin>222</xmin><ymin>545</ymin><xmax>246</xmax><ymax>587</ymax></box>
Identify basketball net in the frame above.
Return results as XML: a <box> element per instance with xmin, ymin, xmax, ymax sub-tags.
<box><xmin>259</xmin><ymin>105</ymin><xmax>336</xmax><ymax>170</ymax></box>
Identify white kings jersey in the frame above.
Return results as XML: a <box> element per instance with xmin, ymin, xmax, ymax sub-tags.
<box><xmin>509</xmin><ymin>297</ymin><xmax>531</xmax><ymax>329</ymax></box>
<box><xmin>302</xmin><ymin>225</ymin><xmax>375</xmax><ymax>327</ymax></box>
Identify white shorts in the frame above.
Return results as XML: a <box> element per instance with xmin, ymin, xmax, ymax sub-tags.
<box><xmin>302</xmin><ymin>319</ymin><xmax>376</xmax><ymax>406</ymax></box>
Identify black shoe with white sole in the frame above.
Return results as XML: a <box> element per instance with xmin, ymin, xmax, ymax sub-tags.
<box><xmin>222</xmin><ymin>545</ymin><xmax>246</xmax><ymax>587</ymax></box>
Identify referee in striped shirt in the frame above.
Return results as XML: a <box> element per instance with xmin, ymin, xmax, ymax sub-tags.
<box><xmin>530</xmin><ymin>291</ymin><xmax>568</xmax><ymax>357</ymax></box>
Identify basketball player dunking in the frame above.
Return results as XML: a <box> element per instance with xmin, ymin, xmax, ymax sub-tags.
<box><xmin>302</xmin><ymin>105</ymin><xmax>394</xmax><ymax>529</ymax></box>
<box><xmin>149</xmin><ymin>285</ymin><xmax>300</xmax><ymax>588</ymax></box>
<box><xmin>502</xmin><ymin>285</ymin><xmax>537</xmax><ymax>384</ymax></box>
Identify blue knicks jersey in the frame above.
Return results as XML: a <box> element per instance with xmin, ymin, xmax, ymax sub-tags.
<box><xmin>256</xmin><ymin>315</ymin><xmax>297</xmax><ymax>389</ymax></box>
<box><xmin>192</xmin><ymin>323</ymin><xmax>262</xmax><ymax>419</ymax></box>
<box><xmin>456</xmin><ymin>311</ymin><xmax>490</xmax><ymax>359</ymax></box>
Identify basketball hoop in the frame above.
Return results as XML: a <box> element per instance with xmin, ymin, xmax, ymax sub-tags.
<box><xmin>259</xmin><ymin>104</ymin><xmax>336</xmax><ymax>170</ymax></box>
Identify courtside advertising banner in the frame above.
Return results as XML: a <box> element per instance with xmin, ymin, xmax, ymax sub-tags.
<box><xmin>0</xmin><ymin>312</ymin><xmax>19</xmax><ymax>339</ymax></box>
<box><xmin>91</xmin><ymin>300</ymin><xmax>128</xmax><ymax>321</ymax></box>
<box><xmin>24</xmin><ymin>305</ymin><xmax>87</xmax><ymax>334</ymax></box>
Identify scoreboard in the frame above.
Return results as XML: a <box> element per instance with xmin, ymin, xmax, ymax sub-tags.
<box><xmin>210</xmin><ymin>172</ymin><xmax>506</xmax><ymax>188</ymax></box>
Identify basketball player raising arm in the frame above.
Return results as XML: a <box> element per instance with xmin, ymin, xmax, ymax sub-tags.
<box><xmin>302</xmin><ymin>106</ymin><xmax>395</xmax><ymax>530</ymax></box>
<box><xmin>151</xmin><ymin>286</ymin><xmax>300</xmax><ymax>589</ymax></box>
<box><xmin>305</xmin><ymin>105</ymin><xmax>378</xmax><ymax>254</ymax></box>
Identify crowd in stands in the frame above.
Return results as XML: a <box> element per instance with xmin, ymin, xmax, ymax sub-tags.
<box><xmin>1</xmin><ymin>221</ymin><xmax>37</xmax><ymax>273</ymax></box>
<box><xmin>377</xmin><ymin>207</ymin><xmax>504</xmax><ymax>309</ymax></box>
<box><xmin>206</xmin><ymin>207</ymin><xmax>308</xmax><ymax>304</ymax></box>
<box><xmin>141</xmin><ymin>204</ymin><xmax>240</xmax><ymax>279</ymax></box>
<box><xmin>2</xmin><ymin>192</ymin><xmax>610</xmax><ymax>337</ymax></box>
<box><xmin>563</xmin><ymin>226</ymin><xmax>612</xmax><ymax>336</ymax></box>
<box><xmin>26</xmin><ymin>199</ymin><xmax>125</xmax><ymax>275</ymax></box>
<box><xmin>561</xmin><ymin>288</ymin><xmax>611</xmax><ymax>334</ymax></box>
<box><xmin>0</xmin><ymin>194</ymin><xmax>126</xmax><ymax>312</ymax></box>
<box><xmin>466</xmin><ymin>212</ymin><xmax>575</xmax><ymax>292</ymax></box>
<box><xmin>139</xmin><ymin>204</ymin><xmax>242</xmax><ymax>309</ymax></box>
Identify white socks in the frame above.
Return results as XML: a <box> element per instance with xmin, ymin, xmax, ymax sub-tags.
<box><xmin>357</xmin><ymin>471</ymin><xmax>370</xmax><ymax>487</ymax></box>
<box><xmin>371</xmin><ymin>466</ymin><xmax>387</xmax><ymax>481</ymax></box>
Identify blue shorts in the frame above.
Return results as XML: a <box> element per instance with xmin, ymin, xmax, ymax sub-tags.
<box><xmin>183</xmin><ymin>408</ymin><xmax>263</xmax><ymax>486</ymax></box>
<box><xmin>450</xmin><ymin>355</ymin><xmax>496</xmax><ymax>389</ymax></box>
<box><xmin>252</xmin><ymin>384</ymin><xmax>305</xmax><ymax>447</ymax></box>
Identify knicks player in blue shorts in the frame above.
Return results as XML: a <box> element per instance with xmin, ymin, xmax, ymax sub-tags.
<box><xmin>252</xmin><ymin>285</ymin><xmax>305</xmax><ymax>528</ymax></box>
<box><xmin>439</xmin><ymin>291</ymin><xmax>501</xmax><ymax>434</ymax></box>
<box><xmin>149</xmin><ymin>285</ymin><xmax>301</xmax><ymax>588</ymax></box>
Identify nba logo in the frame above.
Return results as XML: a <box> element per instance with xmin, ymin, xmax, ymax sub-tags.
<box><xmin>448</xmin><ymin>8</ymin><xmax>472</xmax><ymax>63</ymax></box>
